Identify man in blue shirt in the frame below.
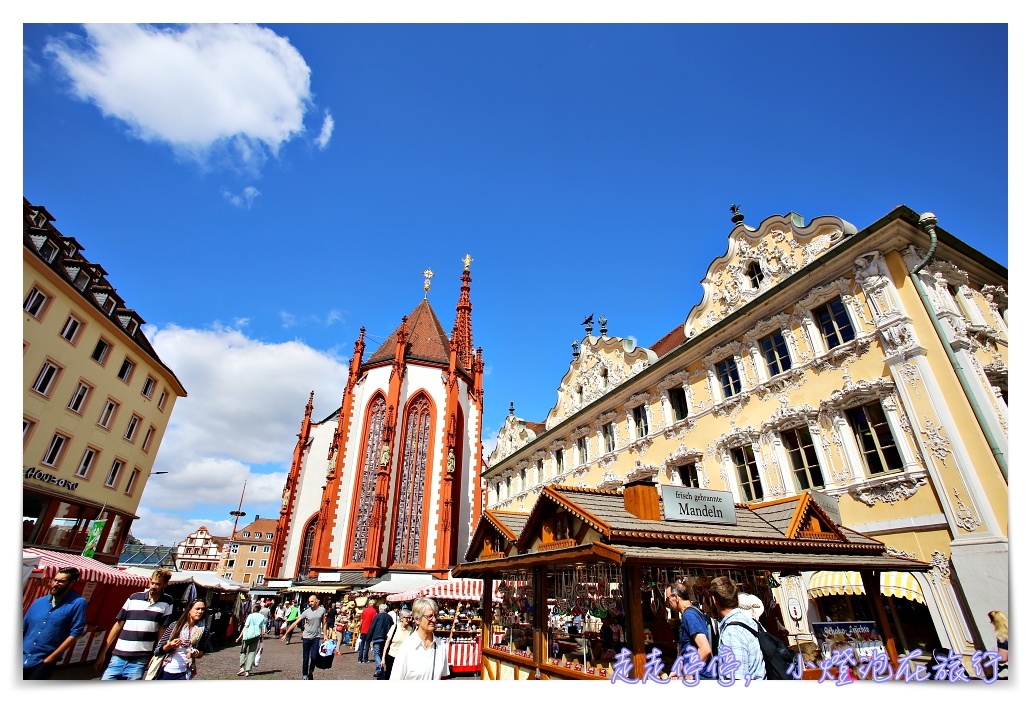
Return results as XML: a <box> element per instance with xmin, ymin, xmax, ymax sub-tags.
<box><xmin>23</xmin><ymin>567</ymin><xmax>88</xmax><ymax>679</ymax></box>
<box><xmin>666</xmin><ymin>579</ymin><xmax>715</xmax><ymax>679</ymax></box>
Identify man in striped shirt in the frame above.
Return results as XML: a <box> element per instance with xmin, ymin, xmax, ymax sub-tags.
<box><xmin>95</xmin><ymin>569</ymin><xmax>175</xmax><ymax>680</ymax></box>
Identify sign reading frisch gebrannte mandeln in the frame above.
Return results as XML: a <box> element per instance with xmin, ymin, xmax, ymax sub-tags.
<box><xmin>660</xmin><ymin>485</ymin><xmax>737</xmax><ymax>525</ymax></box>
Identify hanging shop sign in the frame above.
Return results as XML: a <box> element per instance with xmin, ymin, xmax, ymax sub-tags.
<box><xmin>81</xmin><ymin>519</ymin><xmax>107</xmax><ymax>558</ymax></box>
<box><xmin>660</xmin><ymin>486</ymin><xmax>736</xmax><ymax>525</ymax></box>
<box><xmin>24</xmin><ymin>466</ymin><xmax>79</xmax><ymax>491</ymax></box>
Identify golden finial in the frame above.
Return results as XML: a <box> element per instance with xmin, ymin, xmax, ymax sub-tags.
<box><xmin>462</xmin><ymin>254</ymin><xmax>473</xmax><ymax>271</ymax></box>
<box><xmin>423</xmin><ymin>268</ymin><xmax>434</xmax><ymax>297</ymax></box>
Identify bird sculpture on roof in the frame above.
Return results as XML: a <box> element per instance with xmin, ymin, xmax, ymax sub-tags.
<box><xmin>582</xmin><ymin>314</ymin><xmax>594</xmax><ymax>326</ymax></box>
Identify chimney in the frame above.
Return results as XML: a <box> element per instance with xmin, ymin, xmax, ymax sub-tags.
<box><xmin>623</xmin><ymin>479</ymin><xmax>662</xmax><ymax>521</ymax></box>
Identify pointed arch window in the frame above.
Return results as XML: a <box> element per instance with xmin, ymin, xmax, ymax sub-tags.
<box><xmin>298</xmin><ymin>517</ymin><xmax>317</xmax><ymax>577</ymax></box>
<box><xmin>392</xmin><ymin>395</ymin><xmax>433</xmax><ymax>565</ymax></box>
<box><xmin>350</xmin><ymin>395</ymin><xmax>387</xmax><ymax>563</ymax></box>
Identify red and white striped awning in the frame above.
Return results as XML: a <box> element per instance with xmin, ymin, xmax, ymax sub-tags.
<box><xmin>23</xmin><ymin>547</ymin><xmax>150</xmax><ymax>588</ymax></box>
<box><xmin>387</xmin><ymin>578</ymin><xmax>500</xmax><ymax>603</ymax></box>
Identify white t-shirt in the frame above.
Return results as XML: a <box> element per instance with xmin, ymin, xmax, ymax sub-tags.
<box><xmin>389</xmin><ymin>633</ymin><xmax>450</xmax><ymax>680</ymax></box>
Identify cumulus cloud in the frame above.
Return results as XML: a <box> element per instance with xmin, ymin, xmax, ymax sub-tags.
<box><xmin>45</xmin><ymin>24</ymin><xmax>316</xmax><ymax>169</ymax></box>
<box><xmin>316</xmin><ymin>111</ymin><xmax>334</xmax><ymax>150</ymax></box>
<box><xmin>221</xmin><ymin>185</ymin><xmax>261</xmax><ymax>208</ymax></box>
<box><xmin>132</xmin><ymin>324</ymin><xmax>350</xmax><ymax>543</ymax></box>
<box><xmin>132</xmin><ymin>506</ymin><xmax>238</xmax><ymax>546</ymax></box>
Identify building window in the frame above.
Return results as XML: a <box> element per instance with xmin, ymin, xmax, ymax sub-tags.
<box><xmin>73</xmin><ymin>270</ymin><xmax>90</xmax><ymax>291</ymax></box>
<box><xmin>555</xmin><ymin>448</ymin><xmax>564</xmax><ymax>473</ymax></box>
<box><xmin>633</xmin><ymin>405</ymin><xmax>649</xmax><ymax>438</ymax></box>
<box><xmin>391</xmin><ymin>394</ymin><xmax>433</xmax><ymax>566</ymax></box>
<box><xmin>91</xmin><ymin>338</ymin><xmax>111</xmax><ymax>365</ymax></box>
<box><xmin>246</xmin><ymin>559</ymin><xmax>255</xmax><ymax>567</ymax></box>
<box><xmin>260</xmin><ymin>559</ymin><xmax>267</xmax><ymax>567</ymax></box>
<box><xmin>256</xmin><ymin>575</ymin><xmax>265</xmax><ymax>585</ymax></box>
<box><xmin>576</xmin><ymin>436</ymin><xmax>588</xmax><ymax>465</ymax></box>
<box><xmin>668</xmin><ymin>387</ymin><xmax>689</xmax><ymax>421</ymax></box>
<box><xmin>265</xmin><ymin>533</ymin><xmax>273</xmax><ymax>539</ymax></box>
<box><xmin>38</xmin><ymin>239</ymin><xmax>58</xmax><ymax>262</ymax></box>
<box><xmin>60</xmin><ymin>315</ymin><xmax>83</xmax><ymax>344</ymax></box>
<box><xmin>242</xmin><ymin>532</ymin><xmax>250</xmax><ymax>537</ymax></box>
<box><xmin>117</xmin><ymin>357</ymin><xmax>136</xmax><ymax>383</ymax></box>
<box><xmin>350</xmin><ymin>395</ymin><xmax>386</xmax><ymax>563</ymax></box>
<box><xmin>124</xmin><ymin>414</ymin><xmax>142</xmax><ymax>442</ymax></box>
<box><xmin>846</xmin><ymin>402</ymin><xmax>903</xmax><ymax>476</ymax></box>
<box><xmin>24</xmin><ymin>286</ymin><xmax>50</xmax><ymax>318</ymax></box>
<box><xmin>141</xmin><ymin>425</ymin><xmax>156</xmax><ymax>453</ymax></box>
<box><xmin>157</xmin><ymin>391</ymin><xmax>168</xmax><ymax>411</ymax></box>
<box><xmin>250</xmin><ymin>545</ymin><xmax>258</xmax><ymax>552</ymax></box>
<box><xmin>75</xmin><ymin>447</ymin><xmax>99</xmax><ymax>478</ymax></box>
<box><xmin>781</xmin><ymin>426</ymin><xmax>824</xmax><ymax>490</ymax></box>
<box><xmin>263</xmin><ymin>545</ymin><xmax>271</xmax><ymax>552</ymax></box>
<box><xmin>730</xmin><ymin>446</ymin><xmax>763</xmax><ymax>502</ymax></box>
<box><xmin>600</xmin><ymin>367</ymin><xmax>609</xmax><ymax>389</ymax></box>
<box><xmin>746</xmin><ymin>262</ymin><xmax>764</xmax><ymax>288</ymax></box>
<box><xmin>602</xmin><ymin>423</ymin><xmax>615</xmax><ymax>453</ymax></box>
<box><xmin>41</xmin><ymin>433</ymin><xmax>69</xmax><ymax>467</ymax></box>
<box><xmin>298</xmin><ymin>519</ymin><xmax>317</xmax><ymax>576</ymax></box>
<box><xmin>813</xmin><ymin>297</ymin><xmax>855</xmax><ymax>350</ymax></box>
<box><xmin>125</xmin><ymin>468</ymin><xmax>142</xmax><ymax>495</ymax></box>
<box><xmin>226</xmin><ymin>560</ymin><xmax>235</xmax><ymax>568</ymax></box>
<box><xmin>67</xmin><ymin>381</ymin><xmax>92</xmax><ymax>414</ymax></box>
<box><xmin>104</xmin><ymin>459</ymin><xmax>125</xmax><ymax>488</ymax></box>
<box><xmin>677</xmin><ymin>461</ymin><xmax>701</xmax><ymax>489</ymax></box>
<box><xmin>759</xmin><ymin>331</ymin><xmax>792</xmax><ymax>376</ymax></box>
<box><xmin>715</xmin><ymin>357</ymin><xmax>741</xmax><ymax>398</ymax></box>
<box><xmin>24</xmin><ymin>417</ymin><xmax>37</xmax><ymax>444</ymax></box>
<box><xmin>32</xmin><ymin>361</ymin><xmax>62</xmax><ymax>397</ymax></box>
<box><xmin>97</xmin><ymin>399</ymin><xmax>119</xmax><ymax>429</ymax></box>
<box><xmin>141</xmin><ymin>376</ymin><xmax>156</xmax><ymax>399</ymax></box>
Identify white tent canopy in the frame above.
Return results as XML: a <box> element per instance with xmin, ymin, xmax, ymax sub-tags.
<box><xmin>118</xmin><ymin>566</ymin><xmax>249</xmax><ymax>592</ymax></box>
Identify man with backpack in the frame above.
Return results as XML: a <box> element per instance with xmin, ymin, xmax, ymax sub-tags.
<box><xmin>708</xmin><ymin>576</ymin><xmax>766</xmax><ymax>681</ymax></box>
<box><xmin>666</xmin><ymin>579</ymin><xmax>717</xmax><ymax>679</ymax></box>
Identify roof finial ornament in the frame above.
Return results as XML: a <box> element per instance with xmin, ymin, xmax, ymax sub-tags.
<box><xmin>423</xmin><ymin>268</ymin><xmax>434</xmax><ymax>298</ymax></box>
<box><xmin>730</xmin><ymin>204</ymin><xmax>745</xmax><ymax>225</ymax></box>
<box><xmin>572</xmin><ymin>339</ymin><xmax>580</xmax><ymax>360</ymax></box>
<box><xmin>599</xmin><ymin>315</ymin><xmax>608</xmax><ymax>337</ymax></box>
<box><xmin>508</xmin><ymin>401</ymin><xmax>515</xmax><ymax>415</ymax></box>
<box><xmin>462</xmin><ymin>253</ymin><xmax>473</xmax><ymax>271</ymax></box>
<box><xmin>582</xmin><ymin>313</ymin><xmax>594</xmax><ymax>336</ymax></box>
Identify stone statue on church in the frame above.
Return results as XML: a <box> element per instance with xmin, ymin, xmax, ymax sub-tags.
<box><xmin>447</xmin><ymin>448</ymin><xmax>456</xmax><ymax>473</ymax></box>
<box><xmin>380</xmin><ymin>442</ymin><xmax>391</xmax><ymax>467</ymax></box>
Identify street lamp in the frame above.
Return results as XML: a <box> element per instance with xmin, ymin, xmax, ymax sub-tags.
<box><xmin>150</xmin><ymin>471</ymin><xmax>168</xmax><ymax>475</ymax></box>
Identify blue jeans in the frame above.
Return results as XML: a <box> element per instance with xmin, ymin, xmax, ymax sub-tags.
<box><xmin>302</xmin><ymin>637</ymin><xmax>319</xmax><ymax>677</ymax></box>
<box><xmin>372</xmin><ymin>640</ymin><xmax>385</xmax><ymax>673</ymax></box>
<box><xmin>357</xmin><ymin>634</ymin><xmax>371</xmax><ymax>662</ymax></box>
<box><xmin>101</xmin><ymin>655</ymin><xmax>147</xmax><ymax>680</ymax></box>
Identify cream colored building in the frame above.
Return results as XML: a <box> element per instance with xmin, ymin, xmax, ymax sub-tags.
<box><xmin>23</xmin><ymin>198</ymin><xmax>187</xmax><ymax>565</ymax></box>
<box><xmin>174</xmin><ymin>526</ymin><xmax>227</xmax><ymax>572</ymax></box>
<box><xmin>485</xmin><ymin>205</ymin><xmax>1007</xmax><ymax>657</ymax></box>
<box><xmin>222</xmin><ymin>517</ymin><xmax>278</xmax><ymax>585</ymax></box>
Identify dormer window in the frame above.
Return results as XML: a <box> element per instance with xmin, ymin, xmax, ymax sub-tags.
<box><xmin>746</xmin><ymin>262</ymin><xmax>764</xmax><ymax>288</ymax></box>
<box><xmin>102</xmin><ymin>297</ymin><xmax>116</xmax><ymax>314</ymax></box>
<box><xmin>38</xmin><ymin>239</ymin><xmax>58</xmax><ymax>262</ymax></box>
<box><xmin>74</xmin><ymin>270</ymin><xmax>91</xmax><ymax>291</ymax></box>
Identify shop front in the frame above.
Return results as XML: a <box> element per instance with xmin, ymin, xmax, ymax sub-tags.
<box><xmin>453</xmin><ymin>480</ymin><xmax>930</xmax><ymax>681</ymax></box>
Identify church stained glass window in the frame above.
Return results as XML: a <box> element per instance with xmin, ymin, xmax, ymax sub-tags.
<box><xmin>350</xmin><ymin>395</ymin><xmax>386</xmax><ymax>563</ymax></box>
<box><xmin>392</xmin><ymin>395</ymin><xmax>432</xmax><ymax>565</ymax></box>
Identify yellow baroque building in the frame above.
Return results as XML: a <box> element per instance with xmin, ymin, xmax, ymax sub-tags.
<box><xmin>23</xmin><ymin>198</ymin><xmax>187</xmax><ymax>564</ymax></box>
<box><xmin>484</xmin><ymin>205</ymin><xmax>1007</xmax><ymax>657</ymax></box>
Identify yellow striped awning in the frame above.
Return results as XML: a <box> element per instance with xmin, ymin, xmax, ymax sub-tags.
<box><xmin>807</xmin><ymin>571</ymin><xmax>924</xmax><ymax>605</ymax></box>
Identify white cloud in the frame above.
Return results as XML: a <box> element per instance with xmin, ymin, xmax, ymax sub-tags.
<box><xmin>45</xmin><ymin>24</ymin><xmax>316</xmax><ymax>168</ymax></box>
<box><xmin>132</xmin><ymin>506</ymin><xmax>238</xmax><ymax>546</ymax></box>
<box><xmin>221</xmin><ymin>185</ymin><xmax>261</xmax><ymax>208</ymax></box>
<box><xmin>316</xmin><ymin>111</ymin><xmax>334</xmax><ymax>150</ymax></box>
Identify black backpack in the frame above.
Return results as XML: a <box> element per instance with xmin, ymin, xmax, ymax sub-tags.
<box><xmin>722</xmin><ymin>619</ymin><xmax>794</xmax><ymax>680</ymax></box>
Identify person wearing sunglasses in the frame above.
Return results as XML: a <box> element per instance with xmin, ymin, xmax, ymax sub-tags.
<box><xmin>389</xmin><ymin>598</ymin><xmax>451</xmax><ymax>680</ymax></box>
<box><xmin>379</xmin><ymin>608</ymin><xmax>415</xmax><ymax>680</ymax></box>
<box><xmin>23</xmin><ymin>567</ymin><xmax>88</xmax><ymax>679</ymax></box>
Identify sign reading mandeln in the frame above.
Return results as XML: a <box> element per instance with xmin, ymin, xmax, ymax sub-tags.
<box><xmin>660</xmin><ymin>485</ymin><xmax>737</xmax><ymax>525</ymax></box>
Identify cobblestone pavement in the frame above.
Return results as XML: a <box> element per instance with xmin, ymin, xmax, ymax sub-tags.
<box><xmin>49</xmin><ymin>634</ymin><xmax>462</xmax><ymax>682</ymax></box>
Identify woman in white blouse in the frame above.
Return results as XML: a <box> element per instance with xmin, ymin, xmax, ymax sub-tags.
<box><xmin>389</xmin><ymin>598</ymin><xmax>450</xmax><ymax>680</ymax></box>
<box><xmin>154</xmin><ymin>599</ymin><xmax>209</xmax><ymax>680</ymax></box>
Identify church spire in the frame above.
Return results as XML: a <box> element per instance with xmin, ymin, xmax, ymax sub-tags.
<box><xmin>452</xmin><ymin>254</ymin><xmax>474</xmax><ymax>370</ymax></box>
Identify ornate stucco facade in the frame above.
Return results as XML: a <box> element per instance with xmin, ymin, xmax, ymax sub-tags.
<box><xmin>484</xmin><ymin>206</ymin><xmax>1007</xmax><ymax>656</ymax></box>
<box><xmin>269</xmin><ymin>259</ymin><xmax>486</xmax><ymax>582</ymax></box>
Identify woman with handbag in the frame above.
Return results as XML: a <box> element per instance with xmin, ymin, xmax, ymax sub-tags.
<box><xmin>235</xmin><ymin>607</ymin><xmax>266</xmax><ymax>677</ymax></box>
<box><xmin>380</xmin><ymin>607</ymin><xmax>414</xmax><ymax>680</ymax></box>
<box><xmin>151</xmin><ymin>599</ymin><xmax>210</xmax><ymax>680</ymax></box>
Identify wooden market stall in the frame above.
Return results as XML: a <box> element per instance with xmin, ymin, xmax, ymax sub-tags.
<box><xmin>452</xmin><ymin>480</ymin><xmax>930</xmax><ymax>681</ymax></box>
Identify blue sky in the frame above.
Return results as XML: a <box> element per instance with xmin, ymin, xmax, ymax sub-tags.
<box><xmin>19</xmin><ymin>20</ymin><xmax>1010</xmax><ymax>547</ymax></box>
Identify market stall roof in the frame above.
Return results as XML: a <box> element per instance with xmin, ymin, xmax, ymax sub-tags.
<box><xmin>118</xmin><ymin>566</ymin><xmax>249</xmax><ymax>591</ymax></box>
<box><xmin>386</xmin><ymin>578</ymin><xmax>502</xmax><ymax>603</ymax></box>
<box><xmin>25</xmin><ymin>547</ymin><xmax>150</xmax><ymax>587</ymax></box>
<box><xmin>464</xmin><ymin>509</ymin><xmax>530</xmax><ymax>562</ymax></box>
<box><xmin>808</xmin><ymin>570</ymin><xmax>926</xmax><ymax>604</ymax></box>
<box><xmin>280</xmin><ymin>571</ymin><xmax>378</xmax><ymax>594</ymax></box>
<box><xmin>360</xmin><ymin>572</ymin><xmax>441</xmax><ymax>597</ymax></box>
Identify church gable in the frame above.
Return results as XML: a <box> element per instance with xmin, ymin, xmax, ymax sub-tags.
<box><xmin>684</xmin><ymin>212</ymin><xmax>857</xmax><ymax>338</ymax></box>
<box><xmin>546</xmin><ymin>335</ymin><xmax>657</xmax><ymax>430</ymax></box>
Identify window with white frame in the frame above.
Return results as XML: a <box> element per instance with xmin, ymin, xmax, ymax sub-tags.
<box><xmin>812</xmin><ymin>297</ymin><xmax>855</xmax><ymax>350</ymax></box>
<box><xmin>602</xmin><ymin>422</ymin><xmax>615</xmax><ymax>453</ymax></box>
<box><xmin>37</xmin><ymin>239</ymin><xmax>58</xmax><ymax>262</ymax></box>
<box><xmin>117</xmin><ymin>357</ymin><xmax>136</xmax><ymax>383</ymax></box>
<box><xmin>730</xmin><ymin>446</ymin><xmax>763</xmax><ymax>502</ymax></box>
<box><xmin>24</xmin><ymin>417</ymin><xmax>37</xmax><ymax>443</ymax></box>
<box><xmin>759</xmin><ymin>331</ymin><xmax>792</xmax><ymax>377</ymax></box>
<box><xmin>24</xmin><ymin>287</ymin><xmax>49</xmax><ymax>318</ymax></box>
<box><xmin>60</xmin><ymin>315</ymin><xmax>83</xmax><ymax>344</ymax></box>
<box><xmin>260</xmin><ymin>559</ymin><xmax>267</xmax><ymax>567</ymax></box>
<box><xmin>141</xmin><ymin>376</ymin><xmax>156</xmax><ymax>399</ymax></box>
<box><xmin>668</xmin><ymin>387</ymin><xmax>689</xmax><ymax>422</ymax></box>
<box><xmin>67</xmin><ymin>381</ymin><xmax>92</xmax><ymax>414</ymax></box>
<box><xmin>125</xmin><ymin>468</ymin><xmax>142</xmax><ymax>495</ymax></box>
<box><xmin>250</xmin><ymin>545</ymin><xmax>258</xmax><ymax>552</ymax></box>
<box><xmin>746</xmin><ymin>262</ymin><xmax>765</xmax><ymax>288</ymax></box>
<box><xmin>124</xmin><ymin>414</ymin><xmax>142</xmax><ymax>442</ymax></box>
<box><xmin>263</xmin><ymin>545</ymin><xmax>271</xmax><ymax>552</ymax></box>
<box><xmin>781</xmin><ymin>426</ymin><xmax>824</xmax><ymax>490</ymax></box>
<box><xmin>246</xmin><ymin>559</ymin><xmax>255</xmax><ymax>567</ymax></box>
<box><xmin>257</xmin><ymin>575</ymin><xmax>265</xmax><ymax>585</ymax></box>
<box><xmin>157</xmin><ymin>390</ymin><xmax>168</xmax><ymax>411</ymax></box>
<box><xmin>715</xmin><ymin>357</ymin><xmax>742</xmax><ymax>399</ymax></box>
<box><xmin>97</xmin><ymin>399</ymin><xmax>119</xmax><ymax>429</ymax></box>
<box><xmin>91</xmin><ymin>338</ymin><xmax>111</xmax><ymax>365</ymax></box>
<box><xmin>555</xmin><ymin>448</ymin><xmax>564</xmax><ymax>473</ymax></box>
<box><xmin>32</xmin><ymin>361</ymin><xmax>62</xmax><ymax>397</ymax></box>
<box><xmin>104</xmin><ymin>459</ymin><xmax>124</xmax><ymax>488</ymax></box>
<box><xmin>227</xmin><ymin>560</ymin><xmax>235</xmax><ymax>568</ymax></box>
<box><xmin>141</xmin><ymin>425</ymin><xmax>155</xmax><ymax>452</ymax></box>
<box><xmin>632</xmin><ymin>405</ymin><xmax>649</xmax><ymax>438</ymax></box>
<box><xmin>845</xmin><ymin>402</ymin><xmax>904</xmax><ymax>476</ymax></box>
<box><xmin>576</xmin><ymin>436</ymin><xmax>588</xmax><ymax>465</ymax></box>
<box><xmin>265</xmin><ymin>533</ymin><xmax>273</xmax><ymax>539</ymax></box>
<box><xmin>41</xmin><ymin>433</ymin><xmax>69</xmax><ymax>467</ymax></box>
<box><xmin>75</xmin><ymin>447</ymin><xmax>99</xmax><ymax>478</ymax></box>
<box><xmin>677</xmin><ymin>461</ymin><xmax>701</xmax><ymax>489</ymax></box>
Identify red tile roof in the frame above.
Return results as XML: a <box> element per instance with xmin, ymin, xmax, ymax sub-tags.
<box><xmin>364</xmin><ymin>298</ymin><xmax>452</xmax><ymax>368</ymax></box>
